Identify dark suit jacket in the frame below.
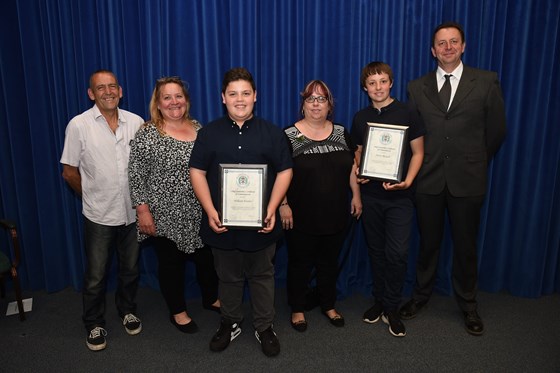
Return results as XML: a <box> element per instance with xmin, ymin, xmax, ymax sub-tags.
<box><xmin>407</xmin><ymin>65</ymin><xmax>506</xmax><ymax>197</ymax></box>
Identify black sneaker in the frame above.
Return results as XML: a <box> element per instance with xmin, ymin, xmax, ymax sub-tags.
<box><xmin>86</xmin><ymin>326</ymin><xmax>107</xmax><ymax>351</ymax></box>
<box><xmin>209</xmin><ymin>318</ymin><xmax>242</xmax><ymax>352</ymax></box>
<box><xmin>363</xmin><ymin>302</ymin><xmax>383</xmax><ymax>324</ymax></box>
<box><xmin>255</xmin><ymin>326</ymin><xmax>280</xmax><ymax>357</ymax></box>
<box><xmin>122</xmin><ymin>313</ymin><xmax>142</xmax><ymax>335</ymax></box>
<box><xmin>381</xmin><ymin>311</ymin><xmax>406</xmax><ymax>337</ymax></box>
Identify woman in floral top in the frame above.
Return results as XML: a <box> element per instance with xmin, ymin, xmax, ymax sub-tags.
<box><xmin>128</xmin><ymin>77</ymin><xmax>219</xmax><ymax>334</ymax></box>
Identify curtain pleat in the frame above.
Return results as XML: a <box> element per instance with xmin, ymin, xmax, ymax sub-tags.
<box><xmin>0</xmin><ymin>0</ymin><xmax>558</xmax><ymax>298</ymax></box>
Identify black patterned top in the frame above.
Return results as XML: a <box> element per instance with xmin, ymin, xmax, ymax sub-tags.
<box><xmin>284</xmin><ymin>123</ymin><xmax>356</xmax><ymax>235</ymax></box>
<box><xmin>128</xmin><ymin>121</ymin><xmax>203</xmax><ymax>253</ymax></box>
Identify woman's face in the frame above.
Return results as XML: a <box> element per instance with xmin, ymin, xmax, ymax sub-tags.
<box><xmin>222</xmin><ymin>80</ymin><xmax>256</xmax><ymax>124</ymax></box>
<box><xmin>158</xmin><ymin>83</ymin><xmax>187</xmax><ymax>121</ymax></box>
<box><xmin>303</xmin><ymin>86</ymin><xmax>330</xmax><ymax>121</ymax></box>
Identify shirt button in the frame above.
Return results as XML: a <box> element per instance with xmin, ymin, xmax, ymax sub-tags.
<box><xmin>239</xmin><ymin>132</ymin><xmax>242</xmax><ymax>135</ymax></box>
<box><xmin>238</xmin><ymin>146</ymin><xmax>242</xmax><ymax>149</ymax></box>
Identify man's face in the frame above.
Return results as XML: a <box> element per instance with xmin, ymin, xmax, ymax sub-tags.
<box><xmin>87</xmin><ymin>72</ymin><xmax>122</xmax><ymax>113</ymax></box>
<box><xmin>431</xmin><ymin>27</ymin><xmax>465</xmax><ymax>71</ymax></box>
<box><xmin>222</xmin><ymin>80</ymin><xmax>256</xmax><ymax>124</ymax></box>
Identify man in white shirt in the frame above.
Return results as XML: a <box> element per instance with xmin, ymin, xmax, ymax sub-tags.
<box><xmin>60</xmin><ymin>70</ymin><xmax>144</xmax><ymax>351</ymax></box>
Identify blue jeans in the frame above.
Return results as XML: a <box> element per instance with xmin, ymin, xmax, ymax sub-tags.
<box><xmin>82</xmin><ymin>217</ymin><xmax>139</xmax><ymax>331</ymax></box>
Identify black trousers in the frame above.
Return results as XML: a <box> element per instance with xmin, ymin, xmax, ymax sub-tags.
<box><xmin>414</xmin><ymin>187</ymin><xmax>484</xmax><ymax>312</ymax></box>
<box><xmin>286</xmin><ymin>228</ymin><xmax>346</xmax><ymax>313</ymax></box>
<box><xmin>150</xmin><ymin>237</ymin><xmax>218</xmax><ymax>315</ymax></box>
<box><xmin>361</xmin><ymin>194</ymin><xmax>413</xmax><ymax>311</ymax></box>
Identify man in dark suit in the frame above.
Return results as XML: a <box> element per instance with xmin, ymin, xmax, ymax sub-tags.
<box><xmin>400</xmin><ymin>21</ymin><xmax>506</xmax><ymax>335</ymax></box>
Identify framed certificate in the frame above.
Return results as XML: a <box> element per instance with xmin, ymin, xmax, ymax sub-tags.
<box><xmin>358</xmin><ymin>122</ymin><xmax>409</xmax><ymax>183</ymax></box>
<box><xmin>219</xmin><ymin>164</ymin><xmax>268</xmax><ymax>229</ymax></box>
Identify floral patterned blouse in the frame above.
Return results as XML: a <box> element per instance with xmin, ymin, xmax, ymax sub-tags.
<box><xmin>128</xmin><ymin>121</ymin><xmax>203</xmax><ymax>253</ymax></box>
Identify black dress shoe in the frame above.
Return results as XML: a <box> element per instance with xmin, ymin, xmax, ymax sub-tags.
<box><xmin>399</xmin><ymin>299</ymin><xmax>427</xmax><ymax>320</ymax></box>
<box><xmin>323</xmin><ymin>311</ymin><xmax>345</xmax><ymax>327</ymax></box>
<box><xmin>170</xmin><ymin>315</ymin><xmax>199</xmax><ymax>334</ymax></box>
<box><xmin>464</xmin><ymin>310</ymin><xmax>484</xmax><ymax>336</ymax></box>
<box><xmin>290</xmin><ymin>319</ymin><xmax>308</xmax><ymax>332</ymax></box>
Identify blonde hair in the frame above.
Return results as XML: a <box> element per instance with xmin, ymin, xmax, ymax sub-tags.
<box><xmin>148</xmin><ymin>76</ymin><xmax>191</xmax><ymax>135</ymax></box>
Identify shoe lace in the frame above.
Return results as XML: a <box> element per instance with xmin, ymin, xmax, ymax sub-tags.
<box><xmin>123</xmin><ymin>313</ymin><xmax>141</xmax><ymax>324</ymax></box>
<box><xmin>89</xmin><ymin>327</ymin><xmax>107</xmax><ymax>338</ymax></box>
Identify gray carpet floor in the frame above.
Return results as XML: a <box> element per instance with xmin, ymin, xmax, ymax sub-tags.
<box><xmin>1</xmin><ymin>287</ymin><xmax>559</xmax><ymax>372</ymax></box>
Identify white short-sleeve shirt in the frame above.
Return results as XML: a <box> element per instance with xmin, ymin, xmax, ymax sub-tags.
<box><xmin>60</xmin><ymin>104</ymin><xmax>143</xmax><ymax>226</ymax></box>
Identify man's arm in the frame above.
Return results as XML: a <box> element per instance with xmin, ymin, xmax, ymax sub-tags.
<box><xmin>485</xmin><ymin>75</ymin><xmax>507</xmax><ymax>158</ymax></box>
<box><xmin>62</xmin><ymin>164</ymin><xmax>82</xmax><ymax>196</ymax></box>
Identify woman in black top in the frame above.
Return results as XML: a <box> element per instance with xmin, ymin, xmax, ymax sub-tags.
<box><xmin>280</xmin><ymin>80</ymin><xmax>362</xmax><ymax>332</ymax></box>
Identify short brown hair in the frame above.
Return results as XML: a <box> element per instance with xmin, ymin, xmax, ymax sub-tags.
<box><xmin>360</xmin><ymin>61</ymin><xmax>394</xmax><ymax>88</ymax></box>
<box><xmin>221</xmin><ymin>67</ymin><xmax>256</xmax><ymax>94</ymax></box>
<box><xmin>432</xmin><ymin>21</ymin><xmax>465</xmax><ymax>47</ymax></box>
<box><xmin>89</xmin><ymin>69</ymin><xmax>119</xmax><ymax>90</ymax></box>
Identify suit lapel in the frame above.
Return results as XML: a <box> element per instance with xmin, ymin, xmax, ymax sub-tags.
<box><xmin>449</xmin><ymin>66</ymin><xmax>476</xmax><ymax>112</ymax></box>
<box><xmin>422</xmin><ymin>71</ymin><xmax>446</xmax><ymax>112</ymax></box>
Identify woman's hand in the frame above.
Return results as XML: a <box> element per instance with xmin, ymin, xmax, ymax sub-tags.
<box><xmin>279</xmin><ymin>204</ymin><xmax>293</xmax><ymax>230</ymax></box>
<box><xmin>137</xmin><ymin>205</ymin><xmax>156</xmax><ymax>236</ymax></box>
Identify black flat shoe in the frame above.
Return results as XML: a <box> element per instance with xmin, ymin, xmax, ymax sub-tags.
<box><xmin>323</xmin><ymin>311</ymin><xmax>345</xmax><ymax>327</ymax></box>
<box><xmin>170</xmin><ymin>315</ymin><xmax>199</xmax><ymax>334</ymax></box>
<box><xmin>290</xmin><ymin>319</ymin><xmax>308</xmax><ymax>332</ymax></box>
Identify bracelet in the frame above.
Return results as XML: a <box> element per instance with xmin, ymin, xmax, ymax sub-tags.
<box><xmin>280</xmin><ymin>202</ymin><xmax>288</xmax><ymax>206</ymax></box>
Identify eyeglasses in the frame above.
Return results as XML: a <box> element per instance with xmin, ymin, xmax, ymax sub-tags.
<box><xmin>305</xmin><ymin>95</ymin><xmax>328</xmax><ymax>103</ymax></box>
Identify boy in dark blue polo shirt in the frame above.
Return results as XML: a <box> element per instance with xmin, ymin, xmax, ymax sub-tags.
<box><xmin>190</xmin><ymin>67</ymin><xmax>292</xmax><ymax>357</ymax></box>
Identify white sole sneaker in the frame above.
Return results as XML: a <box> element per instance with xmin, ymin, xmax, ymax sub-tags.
<box><xmin>230</xmin><ymin>323</ymin><xmax>242</xmax><ymax>341</ymax></box>
<box><xmin>381</xmin><ymin>314</ymin><xmax>406</xmax><ymax>337</ymax></box>
<box><xmin>363</xmin><ymin>315</ymin><xmax>381</xmax><ymax>324</ymax></box>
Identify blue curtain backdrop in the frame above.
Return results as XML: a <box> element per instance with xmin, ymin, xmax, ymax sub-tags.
<box><xmin>0</xmin><ymin>0</ymin><xmax>559</xmax><ymax>299</ymax></box>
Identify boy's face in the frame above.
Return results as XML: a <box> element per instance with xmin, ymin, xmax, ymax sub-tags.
<box><xmin>363</xmin><ymin>72</ymin><xmax>392</xmax><ymax>107</ymax></box>
<box><xmin>222</xmin><ymin>80</ymin><xmax>257</xmax><ymax>124</ymax></box>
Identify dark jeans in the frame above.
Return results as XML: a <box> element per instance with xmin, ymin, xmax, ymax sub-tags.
<box><xmin>82</xmin><ymin>217</ymin><xmax>139</xmax><ymax>331</ymax></box>
<box><xmin>212</xmin><ymin>244</ymin><xmax>276</xmax><ymax>333</ymax></box>
<box><xmin>149</xmin><ymin>236</ymin><xmax>218</xmax><ymax>315</ymax></box>
<box><xmin>361</xmin><ymin>194</ymin><xmax>413</xmax><ymax>311</ymax></box>
<box><xmin>286</xmin><ymin>228</ymin><xmax>346</xmax><ymax>313</ymax></box>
